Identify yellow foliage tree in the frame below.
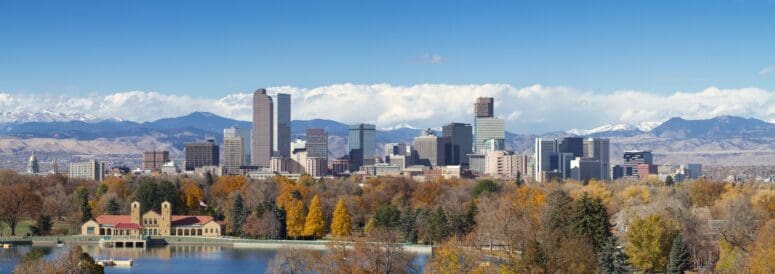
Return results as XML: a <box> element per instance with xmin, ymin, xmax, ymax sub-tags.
<box><xmin>425</xmin><ymin>240</ymin><xmax>490</xmax><ymax>274</ymax></box>
<box><xmin>104</xmin><ymin>177</ymin><xmax>129</xmax><ymax>200</ymax></box>
<box><xmin>688</xmin><ymin>179</ymin><xmax>726</xmax><ymax>207</ymax></box>
<box><xmin>716</xmin><ymin>239</ymin><xmax>746</xmax><ymax>273</ymax></box>
<box><xmin>625</xmin><ymin>214</ymin><xmax>679</xmax><ymax>272</ymax></box>
<box><xmin>330</xmin><ymin>198</ymin><xmax>352</xmax><ymax>237</ymax></box>
<box><xmin>747</xmin><ymin>219</ymin><xmax>775</xmax><ymax>273</ymax></box>
<box><xmin>179</xmin><ymin>179</ymin><xmax>204</xmax><ymax>212</ymax></box>
<box><xmin>751</xmin><ymin>189</ymin><xmax>775</xmax><ymax>218</ymax></box>
<box><xmin>619</xmin><ymin>185</ymin><xmax>651</xmax><ymax>205</ymax></box>
<box><xmin>285</xmin><ymin>197</ymin><xmax>307</xmax><ymax>239</ymax></box>
<box><xmin>303</xmin><ymin>195</ymin><xmax>326</xmax><ymax>239</ymax></box>
<box><xmin>513</xmin><ymin>186</ymin><xmax>546</xmax><ymax>225</ymax></box>
<box><xmin>211</xmin><ymin>175</ymin><xmax>246</xmax><ymax>201</ymax></box>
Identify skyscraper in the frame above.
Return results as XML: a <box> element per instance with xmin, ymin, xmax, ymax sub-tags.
<box><xmin>413</xmin><ymin>129</ymin><xmax>447</xmax><ymax>168</ymax></box>
<box><xmin>306</xmin><ymin>128</ymin><xmax>328</xmax><ymax>159</ymax></box>
<box><xmin>185</xmin><ymin>139</ymin><xmax>220</xmax><ymax>171</ymax></box>
<box><xmin>475</xmin><ymin>97</ymin><xmax>494</xmax><ymax>118</ymax></box>
<box><xmin>559</xmin><ymin>137</ymin><xmax>584</xmax><ymax>158</ymax></box>
<box><xmin>143</xmin><ymin>150</ymin><xmax>169</xmax><ymax>171</ymax></box>
<box><xmin>533</xmin><ymin>138</ymin><xmax>558</xmax><ymax>182</ymax></box>
<box><xmin>622</xmin><ymin>150</ymin><xmax>653</xmax><ymax>178</ymax></box>
<box><xmin>223</xmin><ymin>136</ymin><xmax>244</xmax><ymax>174</ymax></box>
<box><xmin>224</xmin><ymin>126</ymin><xmax>251</xmax><ymax>164</ymax></box>
<box><xmin>584</xmin><ymin>138</ymin><xmax>610</xmax><ymax>180</ymax></box>
<box><xmin>474</xmin><ymin>118</ymin><xmax>505</xmax><ymax>153</ymax></box>
<box><xmin>442</xmin><ymin>122</ymin><xmax>473</xmax><ymax>166</ymax></box>
<box><xmin>348</xmin><ymin>123</ymin><xmax>376</xmax><ymax>171</ymax></box>
<box><xmin>272</xmin><ymin>93</ymin><xmax>291</xmax><ymax>158</ymax></box>
<box><xmin>252</xmin><ymin>89</ymin><xmax>273</xmax><ymax>167</ymax></box>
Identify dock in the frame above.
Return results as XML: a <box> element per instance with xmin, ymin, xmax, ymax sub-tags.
<box><xmin>99</xmin><ymin>236</ymin><xmax>147</xmax><ymax>248</ymax></box>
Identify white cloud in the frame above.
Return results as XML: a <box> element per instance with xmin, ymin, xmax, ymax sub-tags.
<box><xmin>759</xmin><ymin>66</ymin><xmax>774</xmax><ymax>76</ymax></box>
<box><xmin>415</xmin><ymin>54</ymin><xmax>447</xmax><ymax>64</ymax></box>
<box><xmin>0</xmin><ymin>84</ymin><xmax>773</xmax><ymax>133</ymax></box>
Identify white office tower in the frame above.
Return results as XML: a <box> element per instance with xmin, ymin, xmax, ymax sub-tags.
<box><xmin>474</xmin><ymin>118</ymin><xmax>505</xmax><ymax>153</ymax></box>
<box><xmin>272</xmin><ymin>93</ymin><xmax>292</xmax><ymax>158</ymax></box>
<box><xmin>224</xmin><ymin>126</ymin><xmax>251</xmax><ymax>166</ymax></box>
<box><xmin>533</xmin><ymin>138</ymin><xmax>558</xmax><ymax>182</ymax></box>
<box><xmin>223</xmin><ymin>136</ymin><xmax>244</xmax><ymax>175</ymax></box>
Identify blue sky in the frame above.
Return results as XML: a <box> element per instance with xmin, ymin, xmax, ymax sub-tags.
<box><xmin>2</xmin><ymin>0</ymin><xmax>774</xmax><ymax>97</ymax></box>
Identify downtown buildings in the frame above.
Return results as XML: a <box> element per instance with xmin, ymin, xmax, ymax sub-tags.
<box><xmin>533</xmin><ymin>137</ymin><xmax>610</xmax><ymax>182</ymax></box>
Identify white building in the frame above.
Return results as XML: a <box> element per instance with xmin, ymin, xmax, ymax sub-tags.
<box><xmin>69</xmin><ymin>160</ymin><xmax>105</xmax><ymax>181</ymax></box>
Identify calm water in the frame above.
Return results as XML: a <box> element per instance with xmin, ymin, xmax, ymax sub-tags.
<box><xmin>0</xmin><ymin>244</ymin><xmax>429</xmax><ymax>273</ymax></box>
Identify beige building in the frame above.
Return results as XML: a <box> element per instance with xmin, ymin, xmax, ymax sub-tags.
<box><xmin>223</xmin><ymin>136</ymin><xmax>245</xmax><ymax>174</ymax></box>
<box><xmin>485</xmin><ymin>151</ymin><xmax>530</xmax><ymax>178</ymax></box>
<box><xmin>81</xmin><ymin>201</ymin><xmax>222</xmax><ymax>237</ymax></box>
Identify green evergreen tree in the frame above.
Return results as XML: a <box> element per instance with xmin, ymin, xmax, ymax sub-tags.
<box><xmin>472</xmin><ymin>179</ymin><xmax>499</xmax><ymax>198</ymax></box>
<box><xmin>105</xmin><ymin>197</ymin><xmax>120</xmax><ymax>215</ymax></box>
<box><xmin>429</xmin><ymin>207</ymin><xmax>450</xmax><ymax>244</ymax></box>
<box><xmin>374</xmin><ymin>204</ymin><xmax>401</xmax><ymax>228</ymax></box>
<box><xmin>399</xmin><ymin>209</ymin><xmax>418</xmax><ymax>243</ymax></box>
<box><xmin>75</xmin><ymin>187</ymin><xmax>93</xmax><ymax>222</ymax></box>
<box><xmin>572</xmin><ymin>192</ymin><xmax>612</xmax><ymax>252</ymax></box>
<box><xmin>598</xmin><ymin>235</ymin><xmax>630</xmax><ymax>274</ymax></box>
<box><xmin>667</xmin><ymin>234</ymin><xmax>690</xmax><ymax>274</ymax></box>
<box><xmin>96</xmin><ymin>183</ymin><xmax>108</xmax><ymax>198</ymax></box>
<box><xmin>543</xmin><ymin>190</ymin><xmax>574</xmax><ymax>233</ymax></box>
<box><xmin>665</xmin><ymin>175</ymin><xmax>675</xmax><ymax>186</ymax></box>
<box><xmin>230</xmin><ymin>192</ymin><xmax>248</xmax><ymax>235</ymax></box>
<box><xmin>30</xmin><ymin>215</ymin><xmax>53</xmax><ymax>236</ymax></box>
<box><xmin>134</xmin><ymin>179</ymin><xmax>158</xmax><ymax>212</ymax></box>
<box><xmin>515</xmin><ymin>172</ymin><xmax>524</xmax><ymax>187</ymax></box>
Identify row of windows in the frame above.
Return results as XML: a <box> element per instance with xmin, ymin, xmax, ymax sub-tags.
<box><xmin>143</xmin><ymin>218</ymin><xmax>158</xmax><ymax>225</ymax></box>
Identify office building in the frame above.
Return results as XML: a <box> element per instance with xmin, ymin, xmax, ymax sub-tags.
<box><xmin>384</xmin><ymin>143</ymin><xmax>408</xmax><ymax>156</ymax></box>
<box><xmin>223</xmin><ymin>136</ymin><xmax>244</xmax><ymax>174</ymax></box>
<box><xmin>224</xmin><ymin>126</ymin><xmax>251</xmax><ymax>164</ymax></box>
<box><xmin>559</xmin><ymin>137</ymin><xmax>584</xmax><ymax>158</ymax></box>
<box><xmin>185</xmin><ymin>139</ymin><xmax>219</xmax><ymax>171</ymax></box>
<box><xmin>684</xmin><ymin>163</ymin><xmax>702</xmax><ymax>179</ymax></box>
<box><xmin>413</xmin><ymin>129</ymin><xmax>447</xmax><ymax>168</ymax></box>
<box><xmin>622</xmin><ymin>151</ymin><xmax>654</xmax><ymax>179</ymax></box>
<box><xmin>474</xmin><ymin>118</ymin><xmax>505</xmax><ymax>154</ymax></box>
<box><xmin>272</xmin><ymin>93</ymin><xmax>291</xmax><ymax>158</ymax></box>
<box><xmin>533</xmin><ymin>138</ymin><xmax>558</xmax><ymax>182</ymax></box>
<box><xmin>252</xmin><ymin>89</ymin><xmax>273</xmax><ymax>167</ymax></box>
<box><xmin>306</xmin><ymin>128</ymin><xmax>328</xmax><ymax>159</ymax></box>
<box><xmin>484</xmin><ymin>151</ymin><xmax>530</xmax><ymax>178</ymax></box>
<box><xmin>142</xmin><ymin>151</ymin><xmax>169</xmax><ymax>171</ymax></box>
<box><xmin>442</xmin><ymin>123</ymin><xmax>473</xmax><ymax>165</ymax></box>
<box><xmin>348</xmin><ymin>124</ymin><xmax>376</xmax><ymax>171</ymax></box>
<box><xmin>305</xmin><ymin>157</ymin><xmax>327</xmax><ymax>177</ymax></box>
<box><xmin>475</xmin><ymin>97</ymin><xmax>494</xmax><ymax>118</ymax></box>
<box><xmin>583</xmin><ymin>138</ymin><xmax>610</xmax><ymax>180</ymax></box>
<box><xmin>570</xmin><ymin>157</ymin><xmax>603</xmax><ymax>182</ymax></box>
<box><xmin>331</xmin><ymin>157</ymin><xmax>349</xmax><ymax>175</ymax></box>
<box><xmin>69</xmin><ymin>160</ymin><xmax>105</xmax><ymax>181</ymax></box>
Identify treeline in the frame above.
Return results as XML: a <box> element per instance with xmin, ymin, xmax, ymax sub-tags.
<box><xmin>0</xmin><ymin>169</ymin><xmax>773</xmax><ymax>273</ymax></box>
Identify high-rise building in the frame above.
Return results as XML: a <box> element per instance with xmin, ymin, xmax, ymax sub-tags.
<box><xmin>475</xmin><ymin>97</ymin><xmax>494</xmax><ymax>118</ymax></box>
<box><xmin>622</xmin><ymin>151</ymin><xmax>654</xmax><ymax>179</ymax></box>
<box><xmin>474</xmin><ymin>118</ymin><xmax>505</xmax><ymax>153</ymax></box>
<box><xmin>27</xmin><ymin>152</ymin><xmax>39</xmax><ymax>175</ymax></box>
<box><xmin>533</xmin><ymin>138</ymin><xmax>558</xmax><ymax>182</ymax></box>
<box><xmin>384</xmin><ymin>143</ymin><xmax>408</xmax><ymax>156</ymax></box>
<box><xmin>69</xmin><ymin>160</ymin><xmax>104</xmax><ymax>181</ymax></box>
<box><xmin>185</xmin><ymin>139</ymin><xmax>219</xmax><ymax>171</ymax></box>
<box><xmin>223</xmin><ymin>136</ymin><xmax>245</xmax><ymax>174</ymax></box>
<box><xmin>570</xmin><ymin>157</ymin><xmax>603</xmax><ymax>182</ymax></box>
<box><xmin>252</xmin><ymin>89</ymin><xmax>273</xmax><ymax>167</ymax></box>
<box><xmin>272</xmin><ymin>93</ymin><xmax>291</xmax><ymax>158</ymax></box>
<box><xmin>684</xmin><ymin>163</ymin><xmax>702</xmax><ymax>179</ymax></box>
<box><xmin>484</xmin><ymin>151</ymin><xmax>530</xmax><ymax>178</ymax></box>
<box><xmin>143</xmin><ymin>150</ymin><xmax>169</xmax><ymax>171</ymax></box>
<box><xmin>584</xmin><ymin>138</ymin><xmax>610</xmax><ymax>180</ymax></box>
<box><xmin>224</xmin><ymin>126</ymin><xmax>251</xmax><ymax>164</ymax></box>
<box><xmin>413</xmin><ymin>129</ymin><xmax>447</xmax><ymax>168</ymax></box>
<box><xmin>306</xmin><ymin>128</ymin><xmax>328</xmax><ymax>159</ymax></box>
<box><xmin>442</xmin><ymin>122</ymin><xmax>473</xmax><ymax>166</ymax></box>
<box><xmin>559</xmin><ymin>137</ymin><xmax>584</xmax><ymax>158</ymax></box>
<box><xmin>348</xmin><ymin>124</ymin><xmax>376</xmax><ymax>171</ymax></box>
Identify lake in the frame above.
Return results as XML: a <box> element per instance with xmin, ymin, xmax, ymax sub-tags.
<box><xmin>0</xmin><ymin>244</ymin><xmax>430</xmax><ymax>273</ymax></box>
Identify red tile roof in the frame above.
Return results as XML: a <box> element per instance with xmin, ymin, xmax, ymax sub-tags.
<box><xmin>114</xmin><ymin>223</ymin><xmax>142</xmax><ymax>229</ymax></box>
<box><xmin>94</xmin><ymin>215</ymin><xmax>131</xmax><ymax>225</ymax></box>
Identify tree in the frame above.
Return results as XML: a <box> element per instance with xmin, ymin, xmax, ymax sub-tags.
<box><xmin>74</xmin><ymin>186</ymin><xmax>93</xmax><ymax>223</ymax></box>
<box><xmin>515</xmin><ymin>171</ymin><xmax>524</xmax><ymax>187</ymax></box>
<box><xmin>688</xmin><ymin>180</ymin><xmax>725</xmax><ymax>207</ymax></box>
<box><xmin>572</xmin><ymin>193</ymin><xmax>612</xmax><ymax>252</ymax></box>
<box><xmin>0</xmin><ymin>184</ymin><xmax>42</xmax><ymax>235</ymax></box>
<box><xmin>105</xmin><ymin>197</ymin><xmax>120</xmax><ymax>215</ymax></box>
<box><xmin>179</xmin><ymin>179</ymin><xmax>205</xmax><ymax>213</ymax></box>
<box><xmin>330</xmin><ymin>198</ymin><xmax>352</xmax><ymax>237</ymax></box>
<box><xmin>30</xmin><ymin>215</ymin><xmax>53</xmax><ymax>236</ymax></box>
<box><xmin>374</xmin><ymin>204</ymin><xmax>401</xmax><ymax>228</ymax></box>
<box><xmin>157</xmin><ymin>180</ymin><xmax>179</xmax><ymax>212</ymax></box>
<box><xmin>667</xmin><ymin>234</ymin><xmax>690</xmax><ymax>274</ymax></box>
<box><xmin>747</xmin><ymin>219</ymin><xmax>775</xmax><ymax>273</ymax></box>
<box><xmin>303</xmin><ymin>194</ymin><xmax>326</xmax><ymax>239</ymax></box>
<box><xmin>285</xmin><ymin>195</ymin><xmax>307</xmax><ymax>239</ymax></box>
<box><xmin>428</xmin><ymin>207</ymin><xmax>450</xmax><ymax>244</ymax></box>
<box><xmin>597</xmin><ymin>235</ymin><xmax>630</xmax><ymax>274</ymax></box>
<box><xmin>230</xmin><ymin>192</ymin><xmax>248</xmax><ymax>236</ymax></box>
<box><xmin>133</xmin><ymin>179</ymin><xmax>158</xmax><ymax>212</ymax></box>
<box><xmin>665</xmin><ymin>175</ymin><xmax>675</xmax><ymax>186</ymax></box>
<box><xmin>625</xmin><ymin>214</ymin><xmax>679</xmax><ymax>272</ymax></box>
<box><xmin>472</xmin><ymin>179</ymin><xmax>498</xmax><ymax>198</ymax></box>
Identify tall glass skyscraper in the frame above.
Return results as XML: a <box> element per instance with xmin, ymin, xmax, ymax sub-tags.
<box><xmin>272</xmin><ymin>93</ymin><xmax>291</xmax><ymax>158</ymax></box>
<box><xmin>442</xmin><ymin>122</ymin><xmax>473</xmax><ymax>165</ymax></box>
<box><xmin>252</xmin><ymin>89</ymin><xmax>273</xmax><ymax>167</ymax></box>
<box><xmin>348</xmin><ymin>124</ymin><xmax>376</xmax><ymax>171</ymax></box>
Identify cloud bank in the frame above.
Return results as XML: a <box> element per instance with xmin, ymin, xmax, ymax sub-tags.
<box><xmin>1</xmin><ymin>84</ymin><xmax>773</xmax><ymax>133</ymax></box>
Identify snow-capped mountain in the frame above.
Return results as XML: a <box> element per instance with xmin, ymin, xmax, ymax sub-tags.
<box><xmin>0</xmin><ymin>111</ymin><xmax>98</xmax><ymax>124</ymax></box>
<box><xmin>566</xmin><ymin>121</ymin><xmax>663</xmax><ymax>136</ymax></box>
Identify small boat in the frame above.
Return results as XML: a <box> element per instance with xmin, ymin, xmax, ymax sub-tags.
<box><xmin>56</xmin><ymin>238</ymin><xmax>64</xmax><ymax>247</ymax></box>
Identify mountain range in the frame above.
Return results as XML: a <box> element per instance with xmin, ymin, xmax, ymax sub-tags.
<box><xmin>1</xmin><ymin>112</ymin><xmax>774</xmax><ymax>166</ymax></box>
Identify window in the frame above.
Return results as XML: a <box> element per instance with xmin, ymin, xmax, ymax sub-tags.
<box><xmin>87</xmin><ymin>227</ymin><xmax>95</xmax><ymax>235</ymax></box>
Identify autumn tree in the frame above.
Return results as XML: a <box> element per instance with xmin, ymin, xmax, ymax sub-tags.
<box><xmin>747</xmin><ymin>219</ymin><xmax>775</xmax><ymax>273</ymax></box>
<box><xmin>283</xmin><ymin>193</ymin><xmax>307</xmax><ymax>239</ymax></box>
<box><xmin>0</xmin><ymin>184</ymin><xmax>42</xmax><ymax>235</ymax></box>
<box><xmin>212</xmin><ymin>175</ymin><xmax>247</xmax><ymax>201</ymax></box>
<box><xmin>626</xmin><ymin>214</ymin><xmax>680</xmax><ymax>272</ymax></box>
<box><xmin>330</xmin><ymin>198</ymin><xmax>352</xmax><ymax>237</ymax></box>
<box><xmin>179</xmin><ymin>179</ymin><xmax>205</xmax><ymax>213</ymax></box>
<box><xmin>303</xmin><ymin>194</ymin><xmax>326</xmax><ymax>239</ymax></box>
<box><xmin>688</xmin><ymin>179</ymin><xmax>725</xmax><ymax>207</ymax></box>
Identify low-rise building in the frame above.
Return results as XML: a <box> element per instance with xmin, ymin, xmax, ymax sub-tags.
<box><xmin>81</xmin><ymin>201</ymin><xmax>222</xmax><ymax>237</ymax></box>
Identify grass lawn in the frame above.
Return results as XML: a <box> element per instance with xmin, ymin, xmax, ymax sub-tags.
<box><xmin>0</xmin><ymin>218</ymin><xmax>75</xmax><ymax>236</ymax></box>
